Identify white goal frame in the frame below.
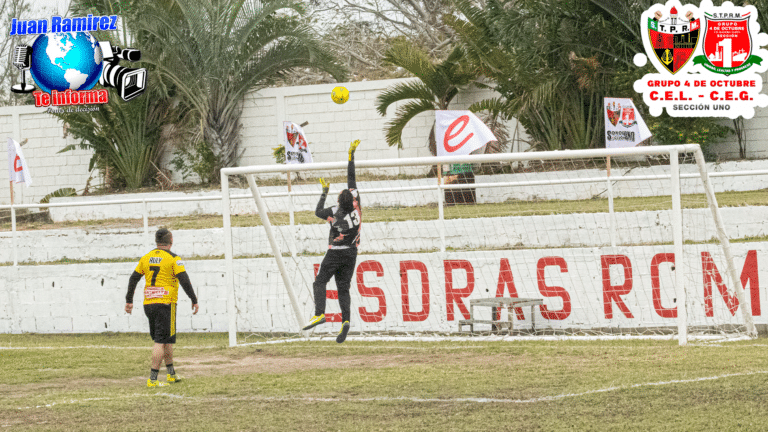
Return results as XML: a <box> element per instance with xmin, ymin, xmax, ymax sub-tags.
<box><xmin>221</xmin><ymin>144</ymin><xmax>757</xmax><ymax>346</ymax></box>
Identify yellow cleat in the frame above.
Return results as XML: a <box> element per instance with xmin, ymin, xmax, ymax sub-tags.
<box><xmin>302</xmin><ymin>314</ymin><xmax>326</xmax><ymax>331</ymax></box>
<box><xmin>167</xmin><ymin>373</ymin><xmax>183</xmax><ymax>383</ymax></box>
<box><xmin>147</xmin><ymin>379</ymin><xmax>168</xmax><ymax>388</ymax></box>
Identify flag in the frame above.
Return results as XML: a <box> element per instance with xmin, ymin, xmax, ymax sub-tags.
<box><xmin>7</xmin><ymin>138</ymin><xmax>32</xmax><ymax>186</ymax></box>
<box><xmin>283</xmin><ymin>121</ymin><xmax>313</xmax><ymax>164</ymax></box>
<box><xmin>604</xmin><ymin>98</ymin><xmax>652</xmax><ymax>149</ymax></box>
<box><xmin>435</xmin><ymin>111</ymin><xmax>497</xmax><ymax>157</ymax></box>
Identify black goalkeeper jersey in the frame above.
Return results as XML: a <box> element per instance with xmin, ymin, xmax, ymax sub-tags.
<box><xmin>315</xmin><ymin>156</ymin><xmax>361</xmax><ymax>249</ymax></box>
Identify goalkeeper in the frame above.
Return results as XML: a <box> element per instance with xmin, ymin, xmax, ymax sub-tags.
<box><xmin>302</xmin><ymin>139</ymin><xmax>362</xmax><ymax>343</ymax></box>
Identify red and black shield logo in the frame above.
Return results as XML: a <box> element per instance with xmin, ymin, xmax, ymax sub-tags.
<box><xmin>648</xmin><ymin>12</ymin><xmax>700</xmax><ymax>74</ymax></box>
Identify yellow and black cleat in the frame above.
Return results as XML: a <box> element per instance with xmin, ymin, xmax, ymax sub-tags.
<box><xmin>336</xmin><ymin>321</ymin><xmax>350</xmax><ymax>344</ymax></box>
<box><xmin>302</xmin><ymin>314</ymin><xmax>326</xmax><ymax>331</ymax></box>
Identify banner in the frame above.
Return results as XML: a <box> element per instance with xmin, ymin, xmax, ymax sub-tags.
<box><xmin>283</xmin><ymin>122</ymin><xmax>313</xmax><ymax>164</ymax></box>
<box><xmin>604</xmin><ymin>98</ymin><xmax>652</xmax><ymax>148</ymax></box>
<box><xmin>435</xmin><ymin>111</ymin><xmax>497</xmax><ymax>157</ymax></box>
<box><xmin>236</xmin><ymin>243</ymin><xmax>766</xmax><ymax>333</ymax></box>
<box><xmin>7</xmin><ymin>138</ymin><xmax>32</xmax><ymax>186</ymax></box>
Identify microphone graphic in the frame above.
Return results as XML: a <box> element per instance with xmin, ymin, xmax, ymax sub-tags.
<box><xmin>11</xmin><ymin>44</ymin><xmax>35</xmax><ymax>94</ymax></box>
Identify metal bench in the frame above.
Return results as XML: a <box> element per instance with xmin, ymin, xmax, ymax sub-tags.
<box><xmin>458</xmin><ymin>297</ymin><xmax>544</xmax><ymax>335</ymax></box>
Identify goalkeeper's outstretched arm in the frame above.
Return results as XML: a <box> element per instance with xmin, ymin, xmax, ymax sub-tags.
<box><xmin>348</xmin><ymin>139</ymin><xmax>359</xmax><ymax>190</ymax></box>
<box><xmin>315</xmin><ymin>178</ymin><xmax>333</xmax><ymax>220</ymax></box>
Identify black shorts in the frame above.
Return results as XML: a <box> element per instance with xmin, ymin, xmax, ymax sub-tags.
<box><xmin>144</xmin><ymin>303</ymin><xmax>177</xmax><ymax>344</ymax></box>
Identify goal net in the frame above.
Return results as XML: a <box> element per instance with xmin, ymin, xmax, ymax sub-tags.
<box><xmin>221</xmin><ymin>144</ymin><xmax>757</xmax><ymax>346</ymax></box>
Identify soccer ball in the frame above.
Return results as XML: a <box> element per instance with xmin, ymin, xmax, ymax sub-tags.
<box><xmin>331</xmin><ymin>86</ymin><xmax>349</xmax><ymax>104</ymax></box>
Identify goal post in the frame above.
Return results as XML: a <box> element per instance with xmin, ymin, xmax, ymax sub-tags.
<box><xmin>221</xmin><ymin>144</ymin><xmax>757</xmax><ymax>346</ymax></box>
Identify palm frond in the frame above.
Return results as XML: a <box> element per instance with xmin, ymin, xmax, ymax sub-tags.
<box><xmin>383</xmin><ymin>99</ymin><xmax>437</xmax><ymax>149</ymax></box>
<box><xmin>375</xmin><ymin>81</ymin><xmax>437</xmax><ymax>116</ymax></box>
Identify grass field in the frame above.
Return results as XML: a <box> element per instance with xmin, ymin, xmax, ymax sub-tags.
<box><xmin>2</xmin><ymin>333</ymin><xmax>768</xmax><ymax>431</ymax></box>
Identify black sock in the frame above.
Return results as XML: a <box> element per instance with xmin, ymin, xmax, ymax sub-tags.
<box><xmin>150</xmin><ymin>368</ymin><xmax>159</xmax><ymax>381</ymax></box>
<box><xmin>167</xmin><ymin>364</ymin><xmax>175</xmax><ymax>375</ymax></box>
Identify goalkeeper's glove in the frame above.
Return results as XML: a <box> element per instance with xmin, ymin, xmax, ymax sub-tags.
<box><xmin>349</xmin><ymin>139</ymin><xmax>360</xmax><ymax>161</ymax></box>
<box><xmin>318</xmin><ymin>178</ymin><xmax>330</xmax><ymax>191</ymax></box>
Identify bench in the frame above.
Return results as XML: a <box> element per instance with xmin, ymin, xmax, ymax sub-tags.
<box><xmin>458</xmin><ymin>297</ymin><xmax>544</xmax><ymax>335</ymax></box>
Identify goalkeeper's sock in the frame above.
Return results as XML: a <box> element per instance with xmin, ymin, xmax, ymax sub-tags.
<box><xmin>150</xmin><ymin>368</ymin><xmax>159</xmax><ymax>381</ymax></box>
<box><xmin>166</xmin><ymin>364</ymin><xmax>175</xmax><ymax>376</ymax></box>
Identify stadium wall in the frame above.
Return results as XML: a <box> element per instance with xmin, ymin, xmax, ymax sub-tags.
<box><xmin>2</xmin><ymin>73</ymin><xmax>767</xmax><ymax>206</ymax></box>
<box><xmin>3</xmin><ymin>205</ymin><xmax>768</xmax><ymax>264</ymax></box>
<box><xmin>46</xmin><ymin>158</ymin><xmax>768</xmax><ymax>222</ymax></box>
<box><xmin>1</xmin><ymin>242</ymin><xmax>767</xmax><ymax>334</ymax></box>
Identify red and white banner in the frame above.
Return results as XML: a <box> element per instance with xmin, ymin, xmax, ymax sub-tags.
<box><xmin>435</xmin><ymin>111</ymin><xmax>497</xmax><ymax>157</ymax></box>
<box><xmin>283</xmin><ymin>122</ymin><xmax>313</xmax><ymax>164</ymax></box>
<box><xmin>604</xmin><ymin>98</ymin><xmax>652</xmax><ymax>148</ymax></box>
<box><xmin>244</xmin><ymin>242</ymin><xmax>767</xmax><ymax>333</ymax></box>
<box><xmin>7</xmin><ymin>138</ymin><xmax>32</xmax><ymax>186</ymax></box>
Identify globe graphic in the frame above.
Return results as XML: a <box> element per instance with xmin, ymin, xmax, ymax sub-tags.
<box><xmin>29</xmin><ymin>32</ymin><xmax>103</xmax><ymax>94</ymax></box>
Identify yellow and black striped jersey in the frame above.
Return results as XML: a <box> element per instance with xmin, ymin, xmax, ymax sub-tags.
<box><xmin>134</xmin><ymin>249</ymin><xmax>187</xmax><ymax>305</ymax></box>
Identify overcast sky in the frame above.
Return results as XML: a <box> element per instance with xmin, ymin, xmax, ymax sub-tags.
<box><xmin>30</xmin><ymin>0</ymin><xmax>70</xmax><ymax>16</ymax></box>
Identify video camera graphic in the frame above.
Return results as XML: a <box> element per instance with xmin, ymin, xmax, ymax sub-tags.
<box><xmin>98</xmin><ymin>41</ymin><xmax>146</xmax><ymax>101</ymax></box>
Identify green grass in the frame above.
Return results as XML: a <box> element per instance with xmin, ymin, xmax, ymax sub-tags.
<box><xmin>2</xmin><ymin>333</ymin><xmax>768</xmax><ymax>431</ymax></box>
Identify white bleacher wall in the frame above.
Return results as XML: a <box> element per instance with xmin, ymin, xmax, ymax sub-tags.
<box><xmin>47</xmin><ymin>158</ymin><xmax>768</xmax><ymax>222</ymax></box>
<box><xmin>5</xmin><ymin>205</ymin><xmax>768</xmax><ymax>264</ymax></box>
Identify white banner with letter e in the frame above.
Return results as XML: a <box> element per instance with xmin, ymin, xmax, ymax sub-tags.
<box><xmin>7</xmin><ymin>137</ymin><xmax>32</xmax><ymax>186</ymax></box>
<box><xmin>283</xmin><ymin>121</ymin><xmax>313</xmax><ymax>164</ymax></box>
<box><xmin>604</xmin><ymin>98</ymin><xmax>652</xmax><ymax>148</ymax></box>
<box><xmin>436</xmin><ymin>110</ymin><xmax>497</xmax><ymax>157</ymax></box>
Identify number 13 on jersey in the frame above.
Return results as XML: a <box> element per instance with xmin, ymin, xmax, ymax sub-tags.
<box><xmin>344</xmin><ymin>210</ymin><xmax>360</xmax><ymax>227</ymax></box>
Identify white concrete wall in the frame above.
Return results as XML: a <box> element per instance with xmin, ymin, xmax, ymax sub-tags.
<box><xmin>0</xmin><ymin>261</ymin><xmax>227</xmax><ymax>334</ymax></box>
<box><xmin>4</xmin><ymin>205</ymin><xmax>768</xmax><ymax>264</ymax></box>
<box><xmin>2</xmin><ymin>242</ymin><xmax>767</xmax><ymax>334</ymax></box>
<box><xmin>0</xmin><ymin>105</ymin><xmax>98</xmax><ymax>206</ymax></box>
<box><xmin>227</xmin><ymin>78</ymin><xmax>530</xmax><ymax>179</ymax></box>
<box><xmin>707</xmin><ymin>72</ymin><xmax>768</xmax><ymax>159</ymax></box>
<box><xmin>47</xmin><ymin>158</ymin><xmax>768</xmax><ymax>222</ymax></box>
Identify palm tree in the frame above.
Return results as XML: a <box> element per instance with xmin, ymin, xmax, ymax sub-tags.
<box><xmin>139</xmin><ymin>0</ymin><xmax>346</xmax><ymax>181</ymax></box>
<box><xmin>55</xmin><ymin>0</ymin><xmax>176</xmax><ymax>189</ymax></box>
<box><xmin>446</xmin><ymin>0</ymin><xmax>614</xmax><ymax>151</ymax></box>
<box><xmin>375</xmin><ymin>42</ymin><xmax>477</xmax><ymax>155</ymax></box>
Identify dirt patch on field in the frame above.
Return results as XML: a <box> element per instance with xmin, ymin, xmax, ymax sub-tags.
<box><xmin>180</xmin><ymin>351</ymin><xmax>495</xmax><ymax>376</ymax></box>
<box><xmin>2</xmin><ymin>348</ymin><xmax>521</xmax><ymax>401</ymax></box>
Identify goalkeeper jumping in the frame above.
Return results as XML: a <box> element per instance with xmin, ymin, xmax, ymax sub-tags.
<box><xmin>302</xmin><ymin>139</ymin><xmax>361</xmax><ymax>343</ymax></box>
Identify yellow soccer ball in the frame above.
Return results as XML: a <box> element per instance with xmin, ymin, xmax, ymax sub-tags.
<box><xmin>331</xmin><ymin>86</ymin><xmax>349</xmax><ymax>104</ymax></box>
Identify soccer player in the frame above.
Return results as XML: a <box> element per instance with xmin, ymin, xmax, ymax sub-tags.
<box><xmin>303</xmin><ymin>139</ymin><xmax>361</xmax><ymax>343</ymax></box>
<box><xmin>125</xmin><ymin>228</ymin><xmax>199</xmax><ymax>387</ymax></box>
